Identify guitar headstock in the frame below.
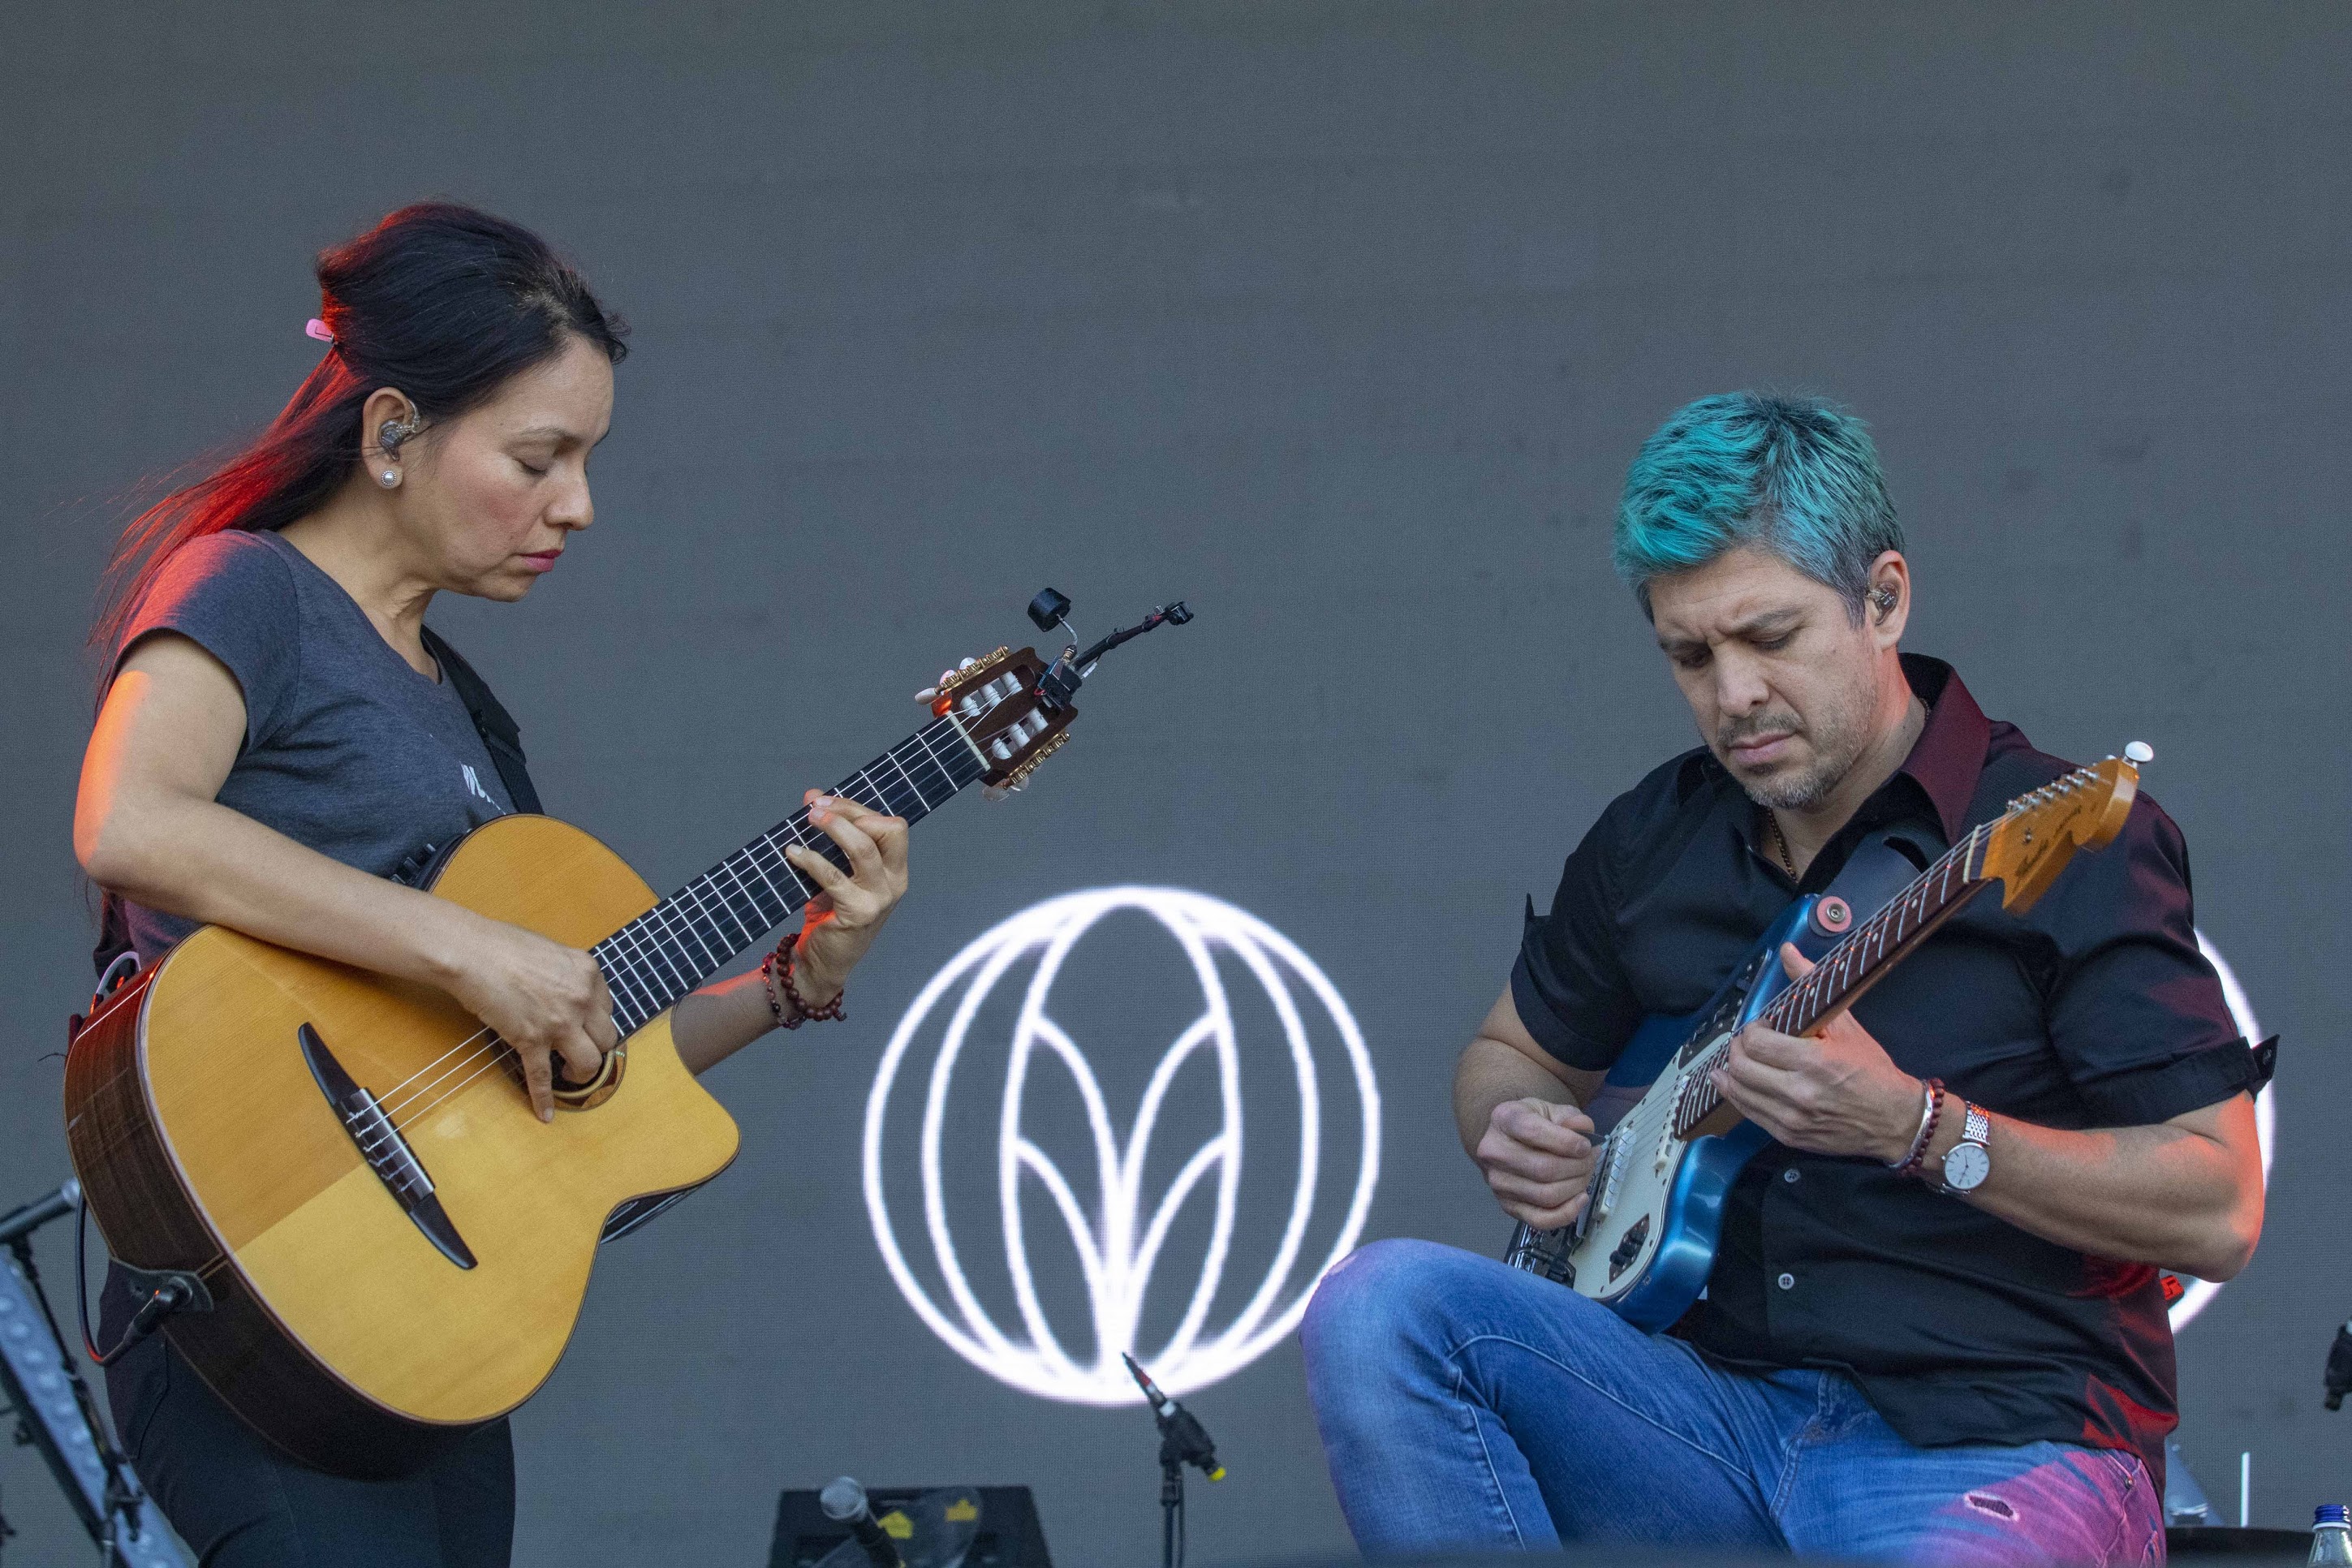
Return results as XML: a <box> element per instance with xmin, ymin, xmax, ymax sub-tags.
<box><xmin>930</xmin><ymin>646</ymin><xmax>1075</xmax><ymax>795</ymax></box>
<box><xmin>1978</xmin><ymin>752</ymin><xmax>2141</xmax><ymax>913</ymax></box>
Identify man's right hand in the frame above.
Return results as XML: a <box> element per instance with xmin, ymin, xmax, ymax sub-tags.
<box><xmin>1475</xmin><ymin>1097</ymin><xmax>1598</xmax><ymax>1230</ymax></box>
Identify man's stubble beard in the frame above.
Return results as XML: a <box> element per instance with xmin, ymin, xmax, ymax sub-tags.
<box><xmin>1717</xmin><ymin>678</ymin><xmax>1874</xmax><ymax>812</ymax></box>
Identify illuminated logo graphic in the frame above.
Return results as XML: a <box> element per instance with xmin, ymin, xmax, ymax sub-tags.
<box><xmin>2172</xmin><ymin>931</ymin><xmax>2272</xmax><ymax>1332</ymax></box>
<box><xmin>863</xmin><ymin>888</ymin><xmax>1380</xmax><ymax>1404</ymax></box>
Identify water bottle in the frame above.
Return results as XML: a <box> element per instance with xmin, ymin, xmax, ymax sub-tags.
<box><xmin>2310</xmin><ymin>1504</ymin><xmax>2352</xmax><ymax>1566</ymax></box>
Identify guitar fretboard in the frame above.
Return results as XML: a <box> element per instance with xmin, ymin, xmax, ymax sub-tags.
<box><xmin>1668</xmin><ymin>821</ymin><xmax>1996</xmax><ymax>1139</ymax></box>
<box><xmin>593</xmin><ymin>715</ymin><xmax>989</xmax><ymax>1035</ymax></box>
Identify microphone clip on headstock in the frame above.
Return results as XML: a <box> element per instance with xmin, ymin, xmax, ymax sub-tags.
<box><xmin>1026</xmin><ymin>588</ymin><xmax>1192</xmax><ymax>713</ymax></box>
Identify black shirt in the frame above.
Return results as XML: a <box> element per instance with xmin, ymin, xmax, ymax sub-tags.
<box><xmin>1510</xmin><ymin>655</ymin><xmax>2261</xmax><ymax>1475</ymax></box>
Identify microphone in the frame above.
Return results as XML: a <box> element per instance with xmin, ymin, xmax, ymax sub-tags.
<box><xmin>1122</xmin><ymin>1351</ymin><xmax>1226</xmax><ymax>1481</ymax></box>
<box><xmin>820</xmin><ymin>1476</ymin><xmax>903</xmax><ymax>1568</ymax></box>
<box><xmin>0</xmin><ymin>1178</ymin><xmax>80</xmax><ymax>1247</ymax></box>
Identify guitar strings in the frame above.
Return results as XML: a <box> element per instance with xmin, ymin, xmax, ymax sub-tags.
<box><xmin>1556</xmin><ymin>816</ymin><xmax>2001</xmax><ymax>1245</ymax></box>
<box><xmin>1531</xmin><ymin>766</ymin><xmax>2100</xmax><ymax>1256</ymax></box>
<box><xmin>365</xmin><ymin>722</ymin><xmax>980</xmax><ymax>1135</ymax></box>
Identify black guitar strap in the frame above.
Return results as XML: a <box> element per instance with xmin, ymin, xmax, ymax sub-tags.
<box><xmin>1577</xmin><ymin>827</ymin><xmax>1929</xmax><ymax>1130</ymax></box>
<box><xmin>1794</xmin><ymin>825</ymin><xmax>1933</xmax><ymax>965</ymax></box>
<box><xmin>421</xmin><ymin>627</ymin><xmax>543</xmax><ymax>816</ymax></box>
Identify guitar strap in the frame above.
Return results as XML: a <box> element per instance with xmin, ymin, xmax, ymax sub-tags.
<box><xmin>88</xmin><ymin>630</ymin><xmax>541</xmax><ymax>980</ymax></box>
<box><xmin>420</xmin><ymin>627</ymin><xmax>543</xmax><ymax>816</ymax></box>
<box><xmin>1575</xmin><ymin>827</ymin><xmax>1930</xmax><ymax>1132</ymax></box>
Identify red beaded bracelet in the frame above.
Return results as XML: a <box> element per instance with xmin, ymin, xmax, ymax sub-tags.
<box><xmin>760</xmin><ymin>943</ymin><xmax>846</xmax><ymax>1032</ymax></box>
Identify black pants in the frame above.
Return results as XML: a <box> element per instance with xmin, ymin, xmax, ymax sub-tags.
<box><xmin>101</xmin><ymin>1268</ymin><xmax>515</xmax><ymax>1567</ymax></box>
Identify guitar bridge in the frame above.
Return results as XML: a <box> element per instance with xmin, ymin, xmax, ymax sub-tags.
<box><xmin>298</xmin><ymin>1023</ymin><xmax>476</xmax><ymax>1269</ymax></box>
<box><xmin>1503</xmin><ymin>1222</ymin><xmax>1577</xmax><ymax>1288</ymax></box>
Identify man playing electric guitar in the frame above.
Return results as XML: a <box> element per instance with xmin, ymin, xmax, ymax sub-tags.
<box><xmin>1301</xmin><ymin>394</ymin><xmax>2268</xmax><ymax>1565</ymax></box>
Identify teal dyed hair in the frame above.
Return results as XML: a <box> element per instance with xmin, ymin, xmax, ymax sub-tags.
<box><xmin>1613</xmin><ymin>392</ymin><xmax>1902</xmax><ymax>618</ymax></box>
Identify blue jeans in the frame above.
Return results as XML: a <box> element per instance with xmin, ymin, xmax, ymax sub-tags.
<box><xmin>1300</xmin><ymin>1240</ymin><xmax>2162</xmax><ymax>1564</ymax></box>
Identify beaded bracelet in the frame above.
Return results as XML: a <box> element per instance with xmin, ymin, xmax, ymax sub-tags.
<box><xmin>760</xmin><ymin>942</ymin><xmax>846</xmax><ymax>1032</ymax></box>
<box><xmin>1889</xmin><ymin>1078</ymin><xmax>1946</xmax><ymax>1178</ymax></box>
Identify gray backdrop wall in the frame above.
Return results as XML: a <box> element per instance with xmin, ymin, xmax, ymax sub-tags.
<box><xmin>5</xmin><ymin>4</ymin><xmax>2348</xmax><ymax>1563</ymax></box>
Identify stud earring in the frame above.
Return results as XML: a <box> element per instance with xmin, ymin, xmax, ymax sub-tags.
<box><xmin>380</xmin><ymin>471</ymin><xmax>398</xmax><ymax>487</ymax></box>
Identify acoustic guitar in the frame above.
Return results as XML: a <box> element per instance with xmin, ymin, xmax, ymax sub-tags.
<box><xmin>64</xmin><ymin>620</ymin><xmax>1170</xmax><ymax>1478</ymax></box>
<box><xmin>1501</xmin><ymin>749</ymin><xmax>2143</xmax><ymax>1327</ymax></box>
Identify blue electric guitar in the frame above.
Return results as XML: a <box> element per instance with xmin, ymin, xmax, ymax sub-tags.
<box><xmin>1501</xmin><ymin>749</ymin><xmax>2145</xmax><ymax>1329</ymax></box>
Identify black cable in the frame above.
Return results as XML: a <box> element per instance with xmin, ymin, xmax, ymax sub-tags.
<box><xmin>75</xmin><ymin>1195</ymin><xmax>176</xmax><ymax>1369</ymax></box>
<box><xmin>74</xmin><ymin>1195</ymin><xmax>101</xmax><ymax>1364</ymax></box>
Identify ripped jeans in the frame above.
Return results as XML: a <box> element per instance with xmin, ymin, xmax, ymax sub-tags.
<box><xmin>1300</xmin><ymin>1240</ymin><xmax>2163</xmax><ymax>1565</ymax></box>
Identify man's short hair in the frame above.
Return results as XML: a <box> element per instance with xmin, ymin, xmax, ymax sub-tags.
<box><xmin>1613</xmin><ymin>392</ymin><xmax>1904</xmax><ymax>619</ymax></box>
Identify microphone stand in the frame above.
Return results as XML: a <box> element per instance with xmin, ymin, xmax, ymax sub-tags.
<box><xmin>0</xmin><ymin>1182</ymin><xmax>162</xmax><ymax>1566</ymax></box>
<box><xmin>1122</xmin><ymin>1353</ymin><xmax>1224</xmax><ymax>1568</ymax></box>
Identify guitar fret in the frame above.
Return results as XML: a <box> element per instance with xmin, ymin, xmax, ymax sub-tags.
<box><xmin>908</xmin><ymin>727</ymin><xmax>965</xmax><ymax>796</ymax></box>
<box><xmin>709</xmin><ymin>863</ymin><xmax>773</xmax><ymax>944</ymax></box>
<box><xmin>1668</xmin><ymin>795</ymin><xmax>2094</xmax><ymax>1149</ymax></box>
<box><xmin>885</xmin><ymin>750</ymin><xmax>932</xmax><ymax>812</ymax></box>
<box><xmin>717</xmin><ymin>851</ymin><xmax>785</xmax><ymax>928</ymax></box>
<box><xmin>592</xmin><ymin>715</ymin><xmax>996</xmax><ymax>1022</ymax></box>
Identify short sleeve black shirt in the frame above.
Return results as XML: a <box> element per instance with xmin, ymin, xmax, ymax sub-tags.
<box><xmin>1510</xmin><ymin>656</ymin><xmax>2260</xmax><ymax>1475</ymax></box>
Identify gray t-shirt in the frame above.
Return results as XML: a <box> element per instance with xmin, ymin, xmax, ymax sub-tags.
<box><xmin>110</xmin><ymin>528</ymin><xmax>515</xmax><ymax>963</ymax></box>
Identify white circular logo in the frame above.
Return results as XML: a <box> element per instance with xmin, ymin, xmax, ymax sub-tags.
<box><xmin>2171</xmin><ymin>930</ymin><xmax>2272</xmax><ymax>1332</ymax></box>
<box><xmin>863</xmin><ymin>887</ymin><xmax>1381</xmax><ymax>1404</ymax></box>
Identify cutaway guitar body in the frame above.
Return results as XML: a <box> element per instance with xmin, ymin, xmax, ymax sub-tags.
<box><xmin>67</xmin><ymin>816</ymin><xmax>741</xmax><ymax>1476</ymax></box>
<box><xmin>63</xmin><ymin>622</ymin><xmax>1176</xmax><ymax>1475</ymax></box>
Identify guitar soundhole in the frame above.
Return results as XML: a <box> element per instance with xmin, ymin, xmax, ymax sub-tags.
<box><xmin>551</xmin><ymin>1045</ymin><xmax>627</xmax><ymax>1111</ymax></box>
<box><xmin>1607</xmin><ymin>1214</ymin><xmax>1651</xmax><ymax>1282</ymax></box>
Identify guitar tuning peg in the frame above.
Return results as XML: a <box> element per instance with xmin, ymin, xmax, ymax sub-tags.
<box><xmin>916</xmin><ymin>659</ymin><xmax>977</xmax><ymax>703</ymax></box>
<box><xmin>2124</xmin><ymin>741</ymin><xmax>2154</xmax><ymax>765</ymax></box>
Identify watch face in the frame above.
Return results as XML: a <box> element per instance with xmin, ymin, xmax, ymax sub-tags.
<box><xmin>1943</xmin><ymin>1140</ymin><xmax>1991</xmax><ymax>1192</ymax></box>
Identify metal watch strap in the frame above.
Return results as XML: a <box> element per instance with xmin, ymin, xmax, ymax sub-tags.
<box><xmin>1936</xmin><ymin>1101</ymin><xmax>1992</xmax><ymax>1193</ymax></box>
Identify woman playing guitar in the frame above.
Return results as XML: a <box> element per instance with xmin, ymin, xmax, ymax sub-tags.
<box><xmin>73</xmin><ymin>203</ymin><xmax>911</xmax><ymax>1566</ymax></box>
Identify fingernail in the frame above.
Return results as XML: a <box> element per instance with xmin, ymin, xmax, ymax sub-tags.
<box><xmin>540</xmin><ymin>1107</ymin><xmax>553</xmax><ymax>1123</ymax></box>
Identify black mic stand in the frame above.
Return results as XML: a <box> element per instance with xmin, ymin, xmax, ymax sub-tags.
<box><xmin>1122</xmin><ymin>1353</ymin><xmax>1224</xmax><ymax>1568</ymax></box>
<box><xmin>0</xmin><ymin>1182</ymin><xmax>175</xmax><ymax>1566</ymax></box>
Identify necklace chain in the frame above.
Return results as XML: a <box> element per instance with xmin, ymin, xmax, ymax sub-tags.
<box><xmin>1767</xmin><ymin>812</ymin><xmax>1799</xmax><ymax>879</ymax></box>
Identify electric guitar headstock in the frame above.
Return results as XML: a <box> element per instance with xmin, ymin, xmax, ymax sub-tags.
<box><xmin>924</xmin><ymin>589</ymin><xmax>1192</xmax><ymax>797</ymax></box>
<box><xmin>1977</xmin><ymin>743</ymin><xmax>2148</xmax><ymax>913</ymax></box>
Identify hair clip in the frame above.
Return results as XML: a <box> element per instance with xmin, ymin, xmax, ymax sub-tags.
<box><xmin>304</xmin><ymin>318</ymin><xmax>334</xmax><ymax>344</ymax></box>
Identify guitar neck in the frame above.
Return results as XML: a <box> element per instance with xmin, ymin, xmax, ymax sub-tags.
<box><xmin>1670</xmin><ymin>820</ymin><xmax>2000</xmax><ymax>1139</ymax></box>
<box><xmin>594</xmin><ymin>713</ymin><xmax>990</xmax><ymax>1033</ymax></box>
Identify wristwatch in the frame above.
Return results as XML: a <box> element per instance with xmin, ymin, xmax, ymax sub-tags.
<box><xmin>1937</xmin><ymin>1101</ymin><xmax>1992</xmax><ymax>1193</ymax></box>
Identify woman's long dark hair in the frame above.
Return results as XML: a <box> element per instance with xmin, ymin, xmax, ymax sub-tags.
<box><xmin>93</xmin><ymin>202</ymin><xmax>627</xmax><ymax>657</ymax></box>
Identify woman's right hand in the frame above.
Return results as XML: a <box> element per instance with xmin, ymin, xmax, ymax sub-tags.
<box><xmin>440</xmin><ymin>916</ymin><xmax>618</xmax><ymax>1122</ymax></box>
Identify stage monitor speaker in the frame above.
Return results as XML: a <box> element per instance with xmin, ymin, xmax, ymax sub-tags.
<box><xmin>769</xmin><ymin>1484</ymin><xmax>1052</xmax><ymax>1568</ymax></box>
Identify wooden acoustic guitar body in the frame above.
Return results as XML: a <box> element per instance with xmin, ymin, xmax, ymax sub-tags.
<box><xmin>64</xmin><ymin>815</ymin><xmax>742</xmax><ymax>1478</ymax></box>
